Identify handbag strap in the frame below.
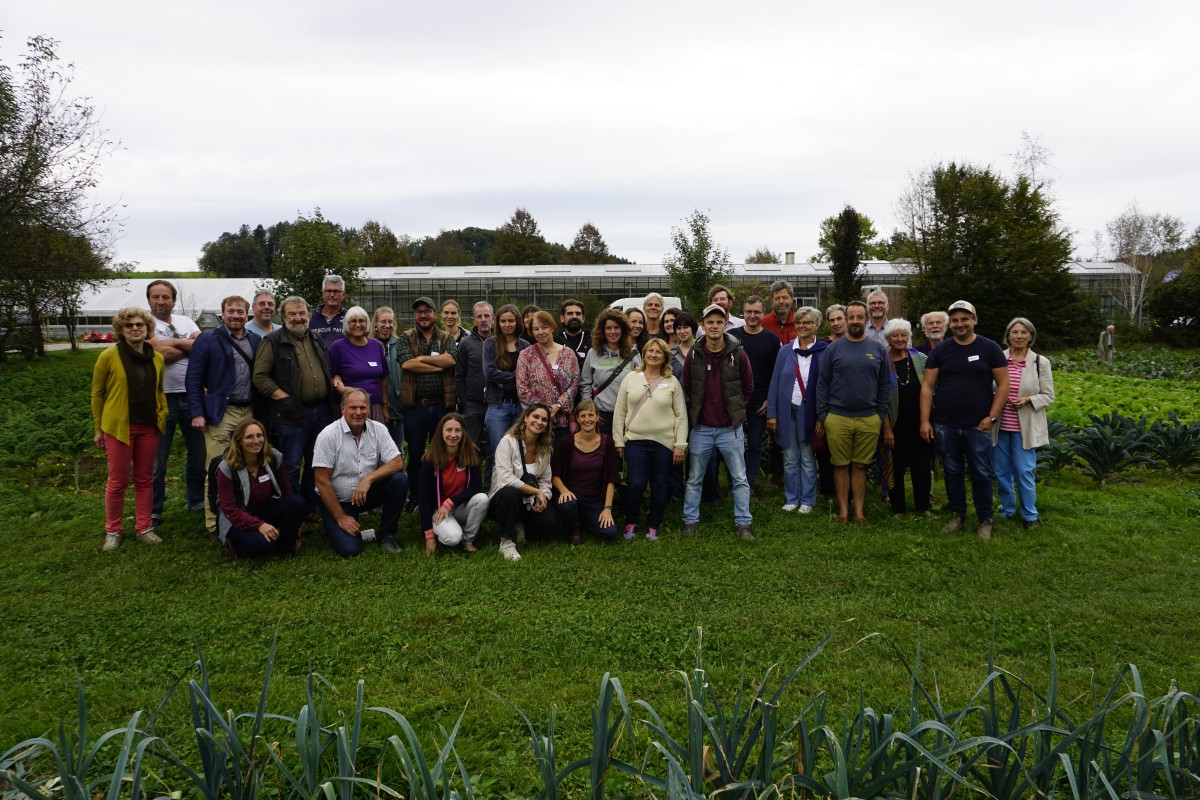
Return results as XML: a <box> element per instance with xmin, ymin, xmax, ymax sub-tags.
<box><xmin>594</xmin><ymin>352</ymin><xmax>635</xmax><ymax>396</ymax></box>
<box><xmin>625</xmin><ymin>373</ymin><xmax>665</xmax><ymax>430</ymax></box>
<box><xmin>791</xmin><ymin>350</ymin><xmax>810</xmax><ymax>401</ymax></box>
<box><xmin>531</xmin><ymin>343</ymin><xmax>562</xmax><ymax>390</ymax></box>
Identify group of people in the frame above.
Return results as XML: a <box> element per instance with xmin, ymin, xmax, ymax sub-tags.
<box><xmin>91</xmin><ymin>275</ymin><xmax>1056</xmax><ymax>560</ymax></box>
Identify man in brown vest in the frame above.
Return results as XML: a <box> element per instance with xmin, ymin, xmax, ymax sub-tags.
<box><xmin>397</xmin><ymin>296</ymin><xmax>458</xmax><ymax>502</ymax></box>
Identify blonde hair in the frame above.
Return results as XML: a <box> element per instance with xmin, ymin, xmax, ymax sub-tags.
<box><xmin>112</xmin><ymin>307</ymin><xmax>154</xmax><ymax>339</ymax></box>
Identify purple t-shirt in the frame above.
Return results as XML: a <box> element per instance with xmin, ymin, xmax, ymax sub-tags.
<box><xmin>328</xmin><ymin>337</ymin><xmax>388</xmax><ymax>406</ymax></box>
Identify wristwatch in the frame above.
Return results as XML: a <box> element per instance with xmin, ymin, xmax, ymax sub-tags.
<box><xmin>989</xmin><ymin>416</ymin><xmax>998</xmax><ymax>423</ymax></box>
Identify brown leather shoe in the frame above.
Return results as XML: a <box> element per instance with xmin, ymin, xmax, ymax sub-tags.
<box><xmin>941</xmin><ymin>514</ymin><xmax>965</xmax><ymax>534</ymax></box>
<box><xmin>976</xmin><ymin>519</ymin><xmax>993</xmax><ymax>540</ymax></box>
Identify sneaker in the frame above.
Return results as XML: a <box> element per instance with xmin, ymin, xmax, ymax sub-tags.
<box><xmin>736</xmin><ymin>525</ymin><xmax>754</xmax><ymax>541</ymax></box>
<box><xmin>646</xmin><ymin>528</ymin><xmax>659</xmax><ymax>542</ymax></box>
<box><xmin>379</xmin><ymin>534</ymin><xmax>401</xmax><ymax>553</ymax></box>
<box><xmin>463</xmin><ymin>541</ymin><xmax>477</xmax><ymax>553</ymax></box>
<box><xmin>1022</xmin><ymin>518</ymin><xmax>1040</xmax><ymax>529</ymax></box>
<box><xmin>941</xmin><ymin>514</ymin><xmax>965</xmax><ymax>534</ymax></box>
<box><xmin>359</xmin><ymin>527</ymin><xmax>377</xmax><ymax>542</ymax></box>
<box><xmin>623</xmin><ymin>524</ymin><xmax>636</xmax><ymax>541</ymax></box>
<box><xmin>682</xmin><ymin>522</ymin><xmax>698</xmax><ymax>536</ymax></box>
<box><xmin>102</xmin><ymin>532</ymin><xmax>121</xmax><ymax>551</ymax></box>
<box><xmin>136</xmin><ymin>527</ymin><xmax>162</xmax><ymax>544</ymax></box>
<box><xmin>499</xmin><ymin>539</ymin><xmax>522</xmax><ymax>561</ymax></box>
<box><xmin>781</xmin><ymin>503</ymin><xmax>799</xmax><ymax>512</ymax></box>
<box><xmin>976</xmin><ymin>519</ymin><xmax>993</xmax><ymax>540</ymax></box>
<box><xmin>798</xmin><ymin>505</ymin><xmax>814</xmax><ymax>514</ymax></box>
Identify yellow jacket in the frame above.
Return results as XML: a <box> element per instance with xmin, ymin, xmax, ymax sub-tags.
<box><xmin>91</xmin><ymin>345</ymin><xmax>168</xmax><ymax>444</ymax></box>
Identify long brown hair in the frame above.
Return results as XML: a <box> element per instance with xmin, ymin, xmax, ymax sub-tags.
<box><xmin>224</xmin><ymin>418</ymin><xmax>275</xmax><ymax>471</ymax></box>
<box><xmin>507</xmin><ymin>403</ymin><xmax>554</xmax><ymax>461</ymax></box>
<box><xmin>492</xmin><ymin>304</ymin><xmax>524</xmax><ymax>372</ymax></box>
<box><xmin>423</xmin><ymin>412</ymin><xmax>481</xmax><ymax>469</ymax></box>
<box><xmin>590</xmin><ymin>309</ymin><xmax>633</xmax><ymax>357</ymax></box>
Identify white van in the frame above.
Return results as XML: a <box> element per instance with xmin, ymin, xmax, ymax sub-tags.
<box><xmin>609</xmin><ymin>295</ymin><xmax>683</xmax><ymax>312</ymax></box>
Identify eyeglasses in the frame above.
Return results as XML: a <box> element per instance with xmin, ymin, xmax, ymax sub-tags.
<box><xmin>323</xmin><ymin>289</ymin><xmax>344</xmax><ymax>295</ymax></box>
<box><xmin>124</xmin><ymin>322</ymin><xmax>146</xmax><ymax>329</ymax></box>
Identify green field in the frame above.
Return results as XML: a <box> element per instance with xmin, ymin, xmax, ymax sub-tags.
<box><xmin>2</xmin><ymin>348</ymin><xmax>1199</xmax><ymax>796</ymax></box>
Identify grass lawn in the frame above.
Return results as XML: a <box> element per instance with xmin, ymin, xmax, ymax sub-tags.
<box><xmin>2</xmin><ymin>348</ymin><xmax>1199</xmax><ymax>794</ymax></box>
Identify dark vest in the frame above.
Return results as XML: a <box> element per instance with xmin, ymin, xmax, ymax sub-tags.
<box><xmin>399</xmin><ymin>328</ymin><xmax>457</xmax><ymax>408</ymax></box>
<box><xmin>687</xmin><ymin>334</ymin><xmax>749</xmax><ymax>429</ymax></box>
<box><xmin>264</xmin><ymin>328</ymin><xmax>334</xmax><ymax>424</ymax></box>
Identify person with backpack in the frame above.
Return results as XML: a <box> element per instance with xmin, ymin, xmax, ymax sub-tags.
<box><xmin>213</xmin><ymin>418</ymin><xmax>307</xmax><ymax>559</ymax></box>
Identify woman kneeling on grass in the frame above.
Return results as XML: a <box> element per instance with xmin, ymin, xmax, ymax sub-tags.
<box><xmin>489</xmin><ymin>403</ymin><xmax>558</xmax><ymax>561</ymax></box>
<box><xmin>552</xmin><ymin>400</ymin><xmax>620</xmax><ymax>545</ymax></box>
<box><xmin>93</xmin><ymin>307</ymin><xmax>167</xmax><ymax>551</ymax></box>
<box><xmin>419</xmin><ymin>412</ymin><xmax>489</xmax><ymax>555</ymax></box>
<box><xmin>215</xmin><ymin>418</ymin><xmax>307</xmax><ymax>559</ymax></box>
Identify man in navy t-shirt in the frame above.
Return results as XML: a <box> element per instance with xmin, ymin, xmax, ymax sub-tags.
<box><xmin>919</xmin><ymin>301</ymin><xmax>1008</xmax><ymax>539</ymax></box>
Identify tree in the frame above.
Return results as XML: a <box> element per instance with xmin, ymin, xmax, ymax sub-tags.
<box><xmin>1146</xmin><ymin>248</ymin><xmax>1200</xmax><ymax>344</ymax></box>
<box><xmin>745</xmin><ymin>246</ymin><xmax>781</xmax><ymax>264</ymax></box>
<box><xmin>271</xmin><ymin>209</ymin><xmax>363</xmax><ymax>304</ymax></box>
<box><xmin>811</xmin><ymin>211</ymin><xmax>883</xmax><ymax>262</ymax></box>
<box><xmin>1</xmin><ymin>36</ymin><xmax>117</xmax><ymax>359</ymax></box>
<box><xmin>419</xmin><ymin>230</ymin><xmax>476</xmax><ymax>266</ymax></box>
<box><xmin>1102</xmin><ymin>202</ymin><xmax>1185</xmax><ymax>325</ymax></box>
<box><xmin>197</xmin><ymin>224</ymin><xmax>268</xmax><ymax>277</ymax></box>
<box><xmin>900</xmin><ymin>161</ymin><xmax>1097</xmax><ymax>347</ymax></box>
<box><xmin>566</xmin><ymin>222</ymin><xmax>611</xmax><ymax>264</ymax></box>
<box><xmin>350</xmin><ymin>220</ymin><xmax>411</xmax><ymax>267</ymax></box>
<box><xmin>828</xmin><ymin>206</ymin><xmax>866</xmax><ymax>303</ymax></box>
<box><xmin>493</xmin><ymin>207</ymin><xmax>550</xmax><ymax>265</ymax></box>
<box><xmin>663</xmin><ymin>209</ymin><xmax>732</xmax><ymax>314</ymax></box>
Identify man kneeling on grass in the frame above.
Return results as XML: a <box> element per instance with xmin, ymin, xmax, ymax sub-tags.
<box><xmin>312</xmin><ymin>388</ymin><xmax>409</xmax><ymax>557</ymax></box>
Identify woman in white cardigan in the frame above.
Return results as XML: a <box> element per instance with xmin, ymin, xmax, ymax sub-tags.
<box><xmin>489</xmin><ymin>403</ymin><xmax>558</xmax><ymax>560</ymax></box>
<box><xmin>992</xmin><ymin>317</ymin><xmax>1055</xmax><ymax>528</ymax></box>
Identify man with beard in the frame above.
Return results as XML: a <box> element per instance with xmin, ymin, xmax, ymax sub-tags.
<box><xmin>554</xmin><ymin>298</ymin><xmax>590</xmax><ymax>373</ymax></box>
<box><xmin>761</xmin><ymin>280</ymin><xmax>797</xmax><ymax>344</ymax></box>
<box><xmin>455</xmin><ymin>301</ymin><xmax>494</xmax><ymax>449</ymax></box>
<box><xmin>253</xmin><ymin>296</ymin><xmax>336</xmax><ymax>503</ymax></box>
<box><xmin>186</xmin><ymin>295</ymin><xmax>262</xmax><ymax>536</ymax></box>
<box><xmin>865</xmin><ymin>290</ymin><xmax>890</xmax><ymax>344</ymax></box>
<box><xmin>397</xmin><ymin>296</ymin><xmax>458</xmax><ymax>501</ymax></box>
<box><xmin>313</xmin><ymin>389</ymin><xmax>409</xmax><ymax>556</ymax></box>
<box><xmin>815</xmin><ymin>300</ymin><xmax>890</xmax><ymax>525</ymax></box>
<box><xmin>708</xmin><ymin>284</ymin><xmax>744</xmax><ymax>330</ymax></box>
<box><xmin>916</xmin><ymin>311</ymin><xmax>948</xmax><ymax>354</ymax></box>
<box><xmin>729</xmin><ymin>296</ymin><xmax>781</xmax><ymax>500</ymax></box>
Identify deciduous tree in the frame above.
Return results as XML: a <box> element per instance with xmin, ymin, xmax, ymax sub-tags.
<box><xmin>197</xmin><ymin>224</ymin><xmax>268</xmax><ymax>277</ymax></box>
<box><xmin>493</xmin><ymin>207</ymin><xmax>550</xmax><ymax>265</ymax></box>
<box><xmin>566</xmin><ymin>222</ymin><xmax>611</xmax><ymax>264</ymax></box>
<box><xmin>811</xmin><ymin>211</ymin><xmax>883</xmax><ymax>263</ymax></box>
<box><xmin>745</xmin><ymin>246</ymin><xmax>781</xmax><ymax>264</ymax></box>
<box><xmin>271</xmin><ymin>209</ymin><xmax>363</xmax><ymax>304</ymax></box>
<box><xmin>350</xmin><ymin>220</ymin><xmax>411</xmax><ymax>267</ymax></box>
<box><xmin>663</xmin><ymin>209</ymin><xmax>732</xmax><ymax>314</ymax></box>
<box><xmin>1103</xmin><ymin>202</ymin><xmax>1185</xmax><ymax>325</ymax></box>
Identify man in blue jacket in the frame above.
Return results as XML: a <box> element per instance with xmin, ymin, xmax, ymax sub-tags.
<box><xmin>187</xmin><ymin>295</ymin><xmax>262</xmax><ymax>536</ymax></box>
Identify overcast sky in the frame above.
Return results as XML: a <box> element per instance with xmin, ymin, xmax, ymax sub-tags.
<box><xmin>6</xmin><ymin>0</ymin><xmax>1198</xmax><ymax>269</ymax></box>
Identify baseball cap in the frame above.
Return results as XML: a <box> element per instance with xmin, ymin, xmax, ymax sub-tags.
<box><xmin>412</xmin><ymin>296</ymin><xmax>436</xmax><ymax>310</ymax></box>
<box><xmin>701</xmin><ymin>303</ymin><xmax>728</xmax><ymax>320</ymax></box>
<box><xmin>948</xmin><ymin>300</ymin><xmax>976</xmax><ymax>315</ymax></box>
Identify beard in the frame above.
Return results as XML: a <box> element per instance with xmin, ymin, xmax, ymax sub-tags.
<box><xmin>286</xmin><ymin>320</ymin><xmax>308</xmax><ymax>336</ymax></box>
<box><xmin>565</xmin><ymin>319</ymin><xmax>583</xmax><ymax>334</ymax></box>
<box><xmin>847</xmin><ymin>322</ymin><xmax>865</xmax><ymax>338</ymax></box>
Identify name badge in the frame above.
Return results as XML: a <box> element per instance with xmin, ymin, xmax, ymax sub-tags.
<box><xmin>967</xmin><ymin>355</ymin><xmax>980</xmax><ymax>362</ymax></box>
<box><xmin>707</xmin><ymin>364</ymin><xmax>712</xmax><ymax>371</ymax></box>
<box><xmin>658</xmin><ymin>382</ymin><xmax>669</xmax><ymax>388</ymax></box>
<box><xmin>258</xmin><ymin>473</ymin><xmax>271</xmax><ymax>483</ymax></box>
<box><xmin>552</xmin><ymin>364</ymin><xmax>561</xmax><ymax>371</ymax></box>
<box><xmin>456</xmin><ymin>465</ymin><xmax>467</xmax><ymax>473</ymax></box>
<box><xmin>368</xmin><ymin>361</ymin><xmax>378</xmax><ymax>367</ymax></box>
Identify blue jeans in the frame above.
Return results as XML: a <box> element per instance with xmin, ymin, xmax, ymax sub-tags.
<box><xmin>743</xmin><ymin>411</ymin><xmax>768</xmax><ymax>489</ymax></box>
<box><xmin>684</xmin><ymin>425</ymin><xmax>751</xmax><ymax>526</ymax></box>
<box><xmin>275</xmin><ymin>403</ymin><xmax>332</xmax><ymax>504</ymax></box>
<box><xmin>781</xmin><ymin>403</ymin><xmax>817</xmax><ymax>507</ymax></box>
<box><xmin>319</xmin><ymin>472</ymin><xmax>409</xmax><ymax>557</ymax></box>
<box><xmin>935</xmin><ymin>425</ymin><xmax>994</xmax><ymax>521</ymax></box>
<box><xmin>485</xmin><ymin>402</ymin><xmax>523</xmax><ymax>477</ymax></box>
<box><xmin>624</xmin><ymin>439</ymin><xmax>672</xmax><ymax>530</ymax></box>
<box><xmin>993</xmin><ymin>430</ymin><xmax>1038</xmax><ymax>521</ymax></box>
<box><xmin>152</xmin><ymin>392</ymin><xmax>206</xmax><ymax>518</ymax></box>
<box><xmin>404</xmin><ymin>402</ymin><xmax>445</xmax><ymax>499</ymax></box>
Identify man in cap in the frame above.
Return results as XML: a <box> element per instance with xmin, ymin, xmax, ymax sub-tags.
<box><xmin>397</xmin><ymin>296</ymin><xmax>458</xmax><ymax>500</ymax></box>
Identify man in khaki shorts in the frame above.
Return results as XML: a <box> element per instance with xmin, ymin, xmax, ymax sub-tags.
<box><xmin>815</xmin><ymin>300</ymin><xmax>891</xmax><ymax>524</ymax></box>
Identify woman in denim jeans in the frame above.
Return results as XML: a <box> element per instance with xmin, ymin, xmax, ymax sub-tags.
<box><xmin>483</xmin><ymin>305</ymin><xmax>529</xmax><ymax>471</ymax></box>
<box><xmin>992</xmin><ymin>318</ymin><xmax>1055</xmax><ymax>528</ymax></box>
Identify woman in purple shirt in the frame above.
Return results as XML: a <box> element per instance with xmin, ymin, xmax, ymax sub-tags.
<box><xmin>329</xmin><ymin>306</ymin><xmax>389</xmax><ymax>422</ymax></box>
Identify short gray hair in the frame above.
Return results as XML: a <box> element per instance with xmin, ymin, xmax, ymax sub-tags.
<box><xmin>1004</xmin><ymin>317</ymin><xmax>1037</xmax><ymax>346</ymax></box>
<box><xmin>341</xmin><ymin>387</ymin><xmax>371</xmax><ymax>407</ymax></box>
<box><xmin>920</xmin><ymin>310</ymin><xmax>948</xmax><ymax>328</ymax></box>
<box><xmin>323</xmin><ymin>274</ymin><xmax>345</xmax><ymax>290</ymax></box>
<box><xmin>867</xmin><ymin>289</ymin><xmax>888</xmax><ymax>304</ymax></box>
<box><xmin>883</xmin><ymin>318</ymin><xmax>912</xmax><ymax>340</ymax></box>
<box><xmin>644</xmin><ymin>292</ymin><xmax>664</xmax><ymax>305</ymax></box>
<box><xmin>769</xmin><ymin>280</ymin><xmax>793</xmax><ymax>297</ymax></box>
<box><xmin>280</xmin><ymin>295</ymin><xmax>309</xmax><ymax>314</ymax></box>
<box><xmin>825</xmin><ymin>303</ymin><xmax>846</xmax><ymax>319</ymax></box>
<box><xmin>342</xmin><ymin>305</ymin><xmax>369</xmax><ymax>333</ymax></box>
<box><xmin>795</xmin><ymin>306</ymin><xmax>822</xmax><ymax>325</ymax></box>
<box><xmin>473</xmin><ymin>301</ymin><xmax>493</xmax><ymax>315</ymax></box>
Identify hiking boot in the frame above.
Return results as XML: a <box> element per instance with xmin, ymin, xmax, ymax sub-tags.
<box><xmin>102</xmin><ymin>532</ymin><xmax>121</xmax><ymax>552</ymax></box>
<box><xmin>500</xmin><ymin>539</ymin><xmax>522</xmax><ymax>561</ymax></box>
<box><xmin>682</xmin><ymin>522</ymin><xmax>698</xmax><ymax>536</ymax></box>
<box><xmin>941</xmin><ymin>514</ymin><xmax>965</xmax><ymax>534</ymax></box>
<box><xmin>379</xmin><ymin>534</ymin><xmax>401</xmax><ymax>553</ymax></box>
<box><xmin>136</xmin><ymin>527</ymin><xmax>162</xmax><ymax>544</ymax></box>
<box><xmin>976</xmin><ymin>519</ymin><xmax>993</xmax><ymax>540</ymax></box>
<box><xmin>736</xmin><ymin>525</ymin><xmax>754</xmax><ymax>541</ymax></box>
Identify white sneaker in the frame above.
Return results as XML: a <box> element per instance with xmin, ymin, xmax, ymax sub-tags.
<box><xmin>781</xmin><ymin>503</ymin><xmax>799</xmax><ymax>512</ymax></box>
<box><xmin>359</xmin><ymin>528</ymin><xmax>376</xmax><ymax>542</ymax></box>
<box><xmin>136</xmin><ymin>527</ymin><xmax>163</xmax><ymax>544</ymax></box>
<box><xmin>102</xmin><ymin>532</ymin><xmax>121</xmax><ymax>551</ymax></box>
<box><xmin>500</xmin><ymin>539</ymin><xmax>522</xmax><ymax>561</ymax></box>
<box><xmin>798</xmin><ymin>505</ymin><xmax>814</xmax><ymax>514</ymax></box>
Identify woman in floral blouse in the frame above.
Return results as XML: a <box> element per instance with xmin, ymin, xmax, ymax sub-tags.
<box><xmin>516</xmin><ymin>310</ymin><xmax>580</xmax><ymax>445</ymax></box>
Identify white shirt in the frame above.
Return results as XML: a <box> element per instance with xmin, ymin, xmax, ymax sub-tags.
<box><xmin>153</xmin><ymin>313</ymin><xmax>200</xmax><ymax>393</ymax></box>
<box><xmin>790</xmin><ymin>338</ymin><xmax>817</xmax><ymax>406</ymax></box>
<box><xmin>312</xmin><ymin>417</ymin><xmax>400</xmax><ymax>502</ymax></box>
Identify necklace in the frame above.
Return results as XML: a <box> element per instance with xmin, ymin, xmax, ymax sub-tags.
<box><xmin>895</xmin><ymin>355</ymin><xmax>912</xmax><ymax>386</ymax></box>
